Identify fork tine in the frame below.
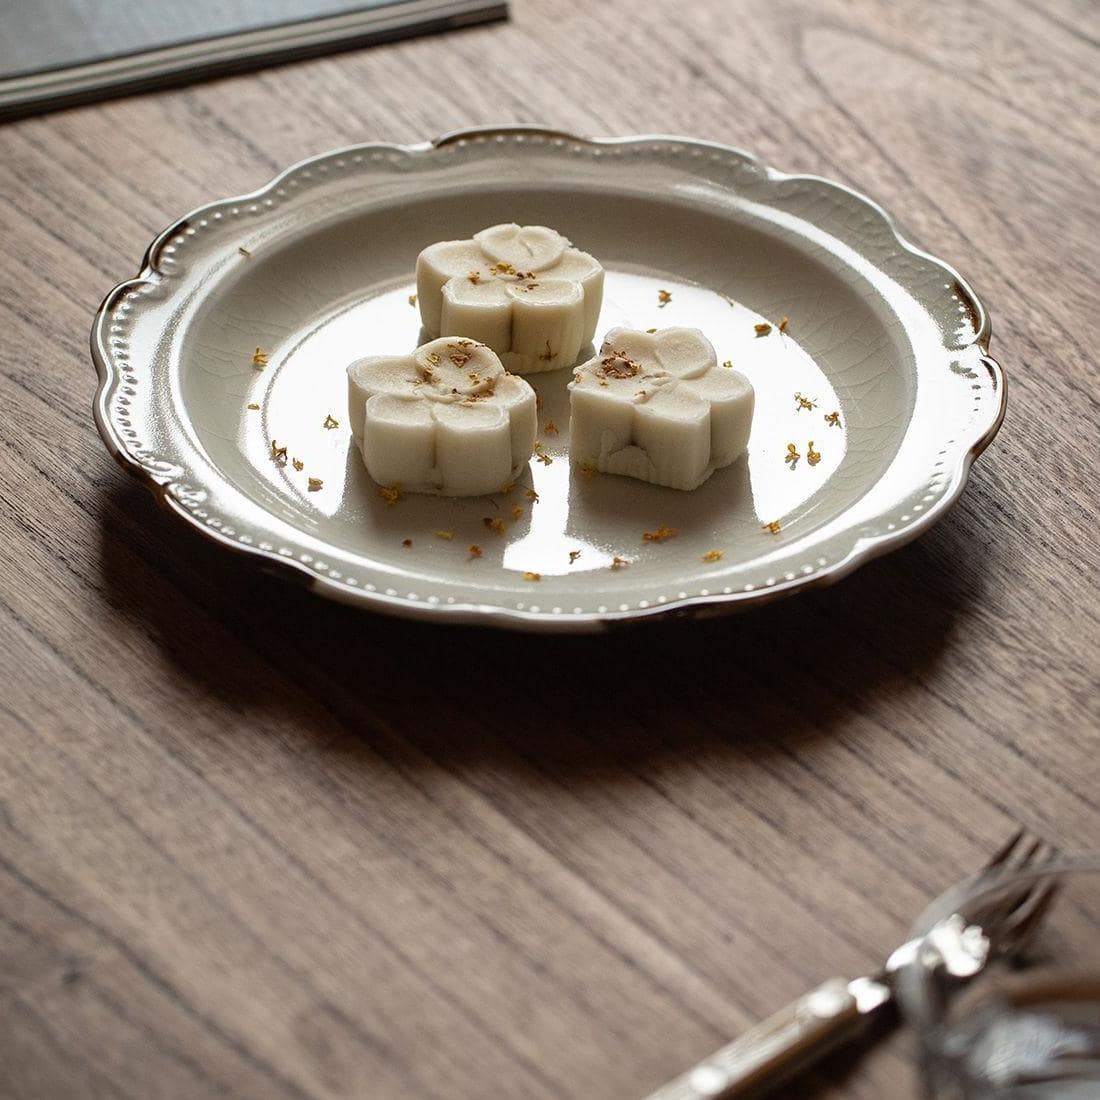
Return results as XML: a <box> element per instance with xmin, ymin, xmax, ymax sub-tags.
<box><xmin>1014</xmin><ymin>881</ymin><xmax>1060</xmax><ymax>929</ymax></box>
<box><xmin>983</xmin><ymin>828</ymin><xmax>1025</xmax><ymax>873</ymax></box>
<box><xmin>1035</xmin><ymin>842</ymin><xmax>1061</xmax><ymax>868</ymax></box>
<box><xmin>1015</xmin><ymin>838</ymin><xmax>1044</xmax><ymax>871</ymax></box>
<box><xmin>982</xmin><ymin>831</ymin><xmax>1058</xmax><ymax>880</ymax></box>
<box><xmin>1012</xmin><ymin>841</ymin><xmax>1061</xmax><ymax>882</ymax></box>
<box><xmin>968</xmin><ymin>831</ymin><xmax>1061</xmax><ymax>948</ymax></box>
<box><xmin>998</xmin><ymin>881</ymin><xmax>1061</xmax><ymax>957</ymax></box>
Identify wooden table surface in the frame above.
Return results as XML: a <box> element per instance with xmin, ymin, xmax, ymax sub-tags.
<box><xmin>1</xmin><ymin>2</ymin><xmax>1098</xmax><ymax>1097</ymax></box>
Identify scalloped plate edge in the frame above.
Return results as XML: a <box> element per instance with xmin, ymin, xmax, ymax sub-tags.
<box><xmin>90</xmin><ymin>125</ymin><xmax>1006</xmax><ymax>632</ymax></box>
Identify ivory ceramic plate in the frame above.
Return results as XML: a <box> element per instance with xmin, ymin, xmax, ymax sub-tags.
<box><xmin>92</xmin><ymin>126</ymin><xmax>1004</xmax><ymax>630</ymax></box>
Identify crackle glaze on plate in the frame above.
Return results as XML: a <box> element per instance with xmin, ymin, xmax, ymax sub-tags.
<box><xmin>91</xmin><ymin>126</ymin><xmax>1004</xmax><ymax>630</ymax></box>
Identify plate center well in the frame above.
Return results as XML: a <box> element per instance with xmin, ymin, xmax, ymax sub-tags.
<box><xmin>225</xmin><ymin>268</ymin><xmax>848</xmax><ymax>578</ymax></box>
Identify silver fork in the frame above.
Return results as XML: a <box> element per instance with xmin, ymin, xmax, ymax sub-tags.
<box><xmin>645</xmin><ymin>831</ymin><xmax>1060</xmax><ymax>1100</ymax></box>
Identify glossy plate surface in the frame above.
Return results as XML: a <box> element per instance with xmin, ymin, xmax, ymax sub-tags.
<box><xmin>92</xmin><ymin>127</ymin><xmax>1004</xmax><ymax>630</ymax></box>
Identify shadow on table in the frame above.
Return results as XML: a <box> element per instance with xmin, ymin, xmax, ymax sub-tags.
<box><xmin>97</xmin><ymin>472</ymin><xmax>993</xmax><ymax>783</ymax></box>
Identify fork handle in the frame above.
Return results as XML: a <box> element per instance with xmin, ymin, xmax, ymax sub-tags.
<box><xmin>644</xmin><ymin>979</ymin><xmax>871</xmax><ymax>1100</ymax></box>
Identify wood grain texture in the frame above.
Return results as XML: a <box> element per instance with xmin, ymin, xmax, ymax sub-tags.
<box><xmin>0</xmin><ymin>2</ymin><xmax>1098</xmax><ymax>1097</ymax></box>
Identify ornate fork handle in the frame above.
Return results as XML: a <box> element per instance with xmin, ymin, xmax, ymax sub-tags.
<box><xmin>646</xmin><ymin>833</ymin><xmax>1059</xmax><ymax>1100</ymax></box>
<box><xmin>644</xmin><ymin>979</ymin><xmax>879</xmax><ymax>1100</ymax></box>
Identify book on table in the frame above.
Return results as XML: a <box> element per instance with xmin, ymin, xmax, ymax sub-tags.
<box><xmin>0</xmin><ymin>0</ymin><xmax>508</xmax><ymax>119</ymax></box>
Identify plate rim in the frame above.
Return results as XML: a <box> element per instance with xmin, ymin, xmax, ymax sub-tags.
<box><xmin>90</xmin><ymin>124</ymin><xmax>1006</xmax><ymax>631</ymax></box>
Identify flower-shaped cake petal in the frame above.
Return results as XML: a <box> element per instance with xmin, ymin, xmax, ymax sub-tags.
<box><xmin>416</xmin><ymin>223</ymin><xmax>604</xmax><ymax>374</ymax></box>
<box><xmin>474</xmin><ymin>223</ymin><xmax>567</xmax><ymax>270</ymax></box>
<box><xmin>347</xmin><ymin>338</ymin><xmax>536</xmax><ymax>497</ymax></box>
<box><xmin>568</xmin><ymin>327</ymin><xmax>754</xmax><ymax>490</ymax></box>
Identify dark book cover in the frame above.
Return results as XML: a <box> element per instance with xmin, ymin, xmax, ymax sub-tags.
<box><xmin>0</xmin><ymin>0</ymin><xmax>507</xmax><ymax>119</ymax></box>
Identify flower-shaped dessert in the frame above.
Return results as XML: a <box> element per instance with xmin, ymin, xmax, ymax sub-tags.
<box><xmin>568</xmin><ymin>327</ymin><xmax>755</xmax><ymax>490</ymax></box>
<box><xmin>416</xmin><ymin>224</ymin><xmax>604</xmax><ymax>374</ymax></box>
<box><xmin>347</xmin><ymin>337</ymin><xmax>536</xmax><ymax>497</ymax></box>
